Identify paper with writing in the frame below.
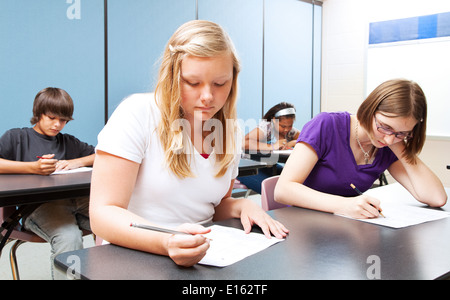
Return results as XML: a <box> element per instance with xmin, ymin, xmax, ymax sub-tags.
<box><xmin>199</xmin><ymin>225</ymin><xmax>284</xmax><ymax>267</ymax></box>
<box><xmin>51</xmin><ymin>167</ymin><xmax>92</xmax><ymax>175</ymax></box>
<box><xmin>337</xmin><ymin>183</ymin><xmax>450</xmax><ymax>229</ymax></box>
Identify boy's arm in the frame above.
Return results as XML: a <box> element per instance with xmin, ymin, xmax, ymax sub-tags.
<box><xmin>0</xmin><ymin>157</ymin><xmax>57</xmax><ymax>175</ymax></box>
<box><xmin>55</xmin><ymin>153</ymin><xmax>95</xmax><ymax>171</ymax></box>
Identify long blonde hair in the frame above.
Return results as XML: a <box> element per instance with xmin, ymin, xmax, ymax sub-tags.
<box><xmin>155</xmin><ymin>20</ymin><xmax>241</xmax><ymax>178</ymax></box>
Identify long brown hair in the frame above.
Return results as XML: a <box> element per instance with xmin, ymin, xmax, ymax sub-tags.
<box><xmin>357</xmin><ymin>79</ymin><xmax>427</xmax><ymax>164</ymax></box>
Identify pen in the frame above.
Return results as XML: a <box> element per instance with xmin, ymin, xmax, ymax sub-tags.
<box><xmin>36</xmin><ymin>156</ymin><xmax>50</xmax><ymax>159</ymax></box>
<box><xmin>130</xmin><ymin>223</ymin><xmax>191</xmax><ymax>236</ymax></box>
<box><xmin>350</xmin><ymin>183</ymin><xmax>385</xmax><ymax>218</ymax></box>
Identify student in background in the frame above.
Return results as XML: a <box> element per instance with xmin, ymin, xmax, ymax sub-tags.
<box><xmin>275</xmin><ymin>79</ymin><xmax>447</xmax><ymax>218</ymax></box>
<box><xmin>90</xmin><ymin>20</ymin><xmax>288</xmax><ymax>267</ymax></box>
<box><xmin>244</xmin><ymin>102</ymin><xmax>300</xmax><ymax>151</ymax></box>
<box><xmin>0</xmin><ymin>87</ymin><xmax>95</xmax><ymax>278</ymax></box>
<box><xmin>238</xmin><ymin>102</ymin><xmax>300</xmax><ymax>194</ymax></box>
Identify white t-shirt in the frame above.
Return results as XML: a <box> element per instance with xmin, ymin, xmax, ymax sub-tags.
<box><xmin>96</xmin><ymin>93</ymin><xmax>240</xmax><ymax>228</ymax></box>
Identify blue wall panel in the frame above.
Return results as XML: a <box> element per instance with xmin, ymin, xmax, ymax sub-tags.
<box><xmin>198</xmin><ymin>0</ymin><xmax>263</xmax><ymax>131</ymax></box>
<box><xmin>0</xmin><ymin>0</ymin><xmax>105</xmax><ymax>145</ymax></box>
<box><xmin>0</xmin><ymin>0</ymin><xmax>322</xmax><ymax>144</ymax></box>
<box><xmin>107</xmin><ymin>0</ymin><xmax>195</xmax><ymax>117</ymax></box>
<box><xmin>264</xmin><ymin>0</ymin><xmax>313</xmax><ymax>130</ymax></box>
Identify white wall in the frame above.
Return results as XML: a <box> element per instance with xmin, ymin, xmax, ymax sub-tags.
<box><xmin>321</xmin><ymin>0</ymin><xmax>450</xmax><ymax>186</ymax></box>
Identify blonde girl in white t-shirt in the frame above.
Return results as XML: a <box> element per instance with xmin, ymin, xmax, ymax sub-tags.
<box><xmin>90</xmin><ymin>20</ymin><xmax>288</xmax><ymax>267</ymax></box>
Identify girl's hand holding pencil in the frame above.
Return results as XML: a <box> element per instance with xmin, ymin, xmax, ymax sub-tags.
<box><xmin>350</xmin><ymin>183</ymin><xmax>385</xmax><ymax>218</ymax></box>
<box><xmin>334</xmin><ymin>184</ymin><xmax>384</xmax><ymax>219</ymax></box>
<box><xmin>130</xmin><ymin>222</ymin><xmax>212</xmax><ymax>267</ymax></box>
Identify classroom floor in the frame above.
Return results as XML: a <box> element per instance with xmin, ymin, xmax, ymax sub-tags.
<box><xmin>0</xmin><ymin>192</ymin><xmax>261</xmax><ymax>280</ymax></box>
<box><xmin>0</xmin><ymin>235</ymin><xmax>96</xmax><ymax>280</ymax></box>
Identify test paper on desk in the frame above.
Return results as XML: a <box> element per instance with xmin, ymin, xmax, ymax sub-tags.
<box><xmin>198</xmin><ymin>225</ymin><xmax>284</xmax><ymax>267</ymax></box>
<box><xmin>51</xmin><ymin>167</ymin><xmax>92</xmax><ymax>175</ymax></box>
<box><xmin>273</xmin><ymin>150</ymin><xmax>292</xmax><ymax>155</ymax></box>
<box><xmin>339</xmin><ymin>183</ymin><xmax>450</xmax><ymax>229</ymax></box>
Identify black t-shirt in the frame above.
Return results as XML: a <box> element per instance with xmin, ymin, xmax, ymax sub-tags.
<box><xmin>0</xmin><ymin>127</ymin><xmax>95</xmax><ymax>162</ymax></box>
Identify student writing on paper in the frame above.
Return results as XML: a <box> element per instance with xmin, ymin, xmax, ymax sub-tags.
<box><xmin>244</xmin><ymin>102</ymin><xmax>300</xmax><ymax>151</ymax></box>
<box><xmin>238</xmin><ymin>103</ymin><xmax>300</xmax><ymax>194</ymax></box>
<box><xmin>275</xmin><ymin>79</ymin><xmax>447</xmax><ymax>219</ymax></box>
<box><xmin>90</xmin><ymin>21</ymin><xmax>288</xmax><ymax>268</ymax></box>
<box><xmin>0</xmin><ymin>87</ymin><xmax>95</xmax><ymax>278</ymax></box>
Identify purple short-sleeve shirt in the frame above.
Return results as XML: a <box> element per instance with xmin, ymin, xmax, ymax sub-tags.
<box><xmin>297</xmin><ymin>112</ymin><xmax>398</xmax><ymax>196</ymax></box>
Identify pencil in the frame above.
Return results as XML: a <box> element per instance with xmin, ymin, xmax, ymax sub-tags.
<box><xmin>350</xmin><ymin>183</ymin><xmax>385</xmax><ymax>218</ymax></box>
<box><xmin>349</xmin><ymin>183</ymin><xmax>363</xmax><ymax>195</ymax></box>
<box><xmin>130</xmin><ymin>223</ymin><xmax>191</xmax><ymax>236</ymax></box>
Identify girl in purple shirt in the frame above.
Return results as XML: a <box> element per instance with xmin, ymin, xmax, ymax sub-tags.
<box><xmin>275</xmin><ymin>79</ymin><xmax>447</xmax><ymax>219</ymax></box>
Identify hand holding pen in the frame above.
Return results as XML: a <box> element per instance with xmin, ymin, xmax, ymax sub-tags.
<box><xmin>350</xmin><ymin>183</ymin><xmax>385</xmax><ymax>218</ymax></box>
<box><xmin>130</xmin><ymin>222</ymin><xmax>212</xmax><ymax>267</ymax></box>
<box><xmin>36</xmin><ymin>154</ymin><xmax>58</xmax><ymax>175</ymax></box>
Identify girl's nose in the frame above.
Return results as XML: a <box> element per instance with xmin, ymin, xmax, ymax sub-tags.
<box><xmin>200</xmin><ymin>85</ymin><xmax>213</xmax><ymax>104</ymax></box>
<box><xmin>383</xmin><ymin>134</ymin><xmax>396</xmax><ymax>145</ymax></box>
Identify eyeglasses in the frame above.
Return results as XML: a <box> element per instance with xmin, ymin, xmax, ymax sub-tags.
<box><xmin>374</xmin><ymin>116</ymin><xmax>413</xmax><ymax>140</ymax></box>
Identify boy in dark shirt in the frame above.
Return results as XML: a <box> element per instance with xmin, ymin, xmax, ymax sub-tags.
<box><xmin>0</xmin><ymin>87</ymin><xmax>95</xmax><ymax>279</ymax></box>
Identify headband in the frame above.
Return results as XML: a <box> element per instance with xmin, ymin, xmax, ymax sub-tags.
<box><xmin>274</xmin><ymin>107</ymin><xmax>296</xmax><ymax>118</ymax></box>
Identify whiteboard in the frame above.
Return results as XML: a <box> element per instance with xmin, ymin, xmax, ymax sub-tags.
<box><xmin>366</xmin><ymin>37</ymin><xmax>450</xmax><ymax>137</ymax></box>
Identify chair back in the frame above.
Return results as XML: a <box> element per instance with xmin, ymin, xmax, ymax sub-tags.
<box><xmin>260</xmin><ymin>176</ymin><xmax>288</xmax><ymax>211</ymax></box>
<box><xmin>0</xmin><ymin>206</ymin><xmax>46</xmax><ymax>242</ymax></box>
<box><xmin>0</xmin><ymin>206</ymin><xmax>18</xmax><ymax>226</ymax></box>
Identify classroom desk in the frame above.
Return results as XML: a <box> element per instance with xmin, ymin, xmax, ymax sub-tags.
<box><xmin>0</xmin><ymin>171</ymin><xmax>92</xmax><ymax>254</ymax></box>
<box><xmin>55</xmin><ymin>195</ymin><xmax>450</xmax><ymax>280</ymax></box>
<box><xmin>237</xmin><ymin>158</ymin><xmax>271</xmax><ymax>177</ymax></box>
<box><xmin>0</xmin><ymin>172</ymin><xmax>92</xmax><ymax>208</ymax></box>
<box><xmin>245</xmin><ymin>150</ymin><xmax>292</xmax><ymax>164</ymax></box>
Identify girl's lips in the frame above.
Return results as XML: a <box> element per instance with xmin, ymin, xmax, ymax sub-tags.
<box><xmin>378</xmin><ymin>140</ymin><xmax>387</xmax><ymax>147</ymax></box>
<box><xmin>196</xmin><ymin>107</ymin><xmax>213</xmax><ymax>112</ymax></box>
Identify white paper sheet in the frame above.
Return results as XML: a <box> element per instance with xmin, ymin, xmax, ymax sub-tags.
<box><xmin>199</xmin><ymin>225</ymin><xmax>284</xmax><ymax>267</ymax></box>
<box><xmin>273</xmin><ymin>150</ymin><xmax>292</xmax><ymax>155</ymax></box>
<box><xmin>338</xmin><ymin>183</ymin><xmax>450</xmax><ymax>229</ymax></box>
<box><xmin>51</xmin><ymin>167</ymin><xmax>92</xmax><ymax>175</ymax></box>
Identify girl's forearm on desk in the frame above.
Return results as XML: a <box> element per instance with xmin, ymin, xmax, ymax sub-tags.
<box><xmin>388</xmin><ymin>142</ymin><xmax>447</xmax><ymax>207</ymax></box>
<box><xmin>90</xmin><ymin>204</ymin><xmax>170</xmax><ymax>256</ymax></box>
<box><xmin>389</xmin><ymin>157</ymin><xmax>447</xmax><ymax>207</ymax></box>
<box><xmin>275</xmin><ymin>179</ymin><xmax>346</xmax><ymax>214</ymax></box>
